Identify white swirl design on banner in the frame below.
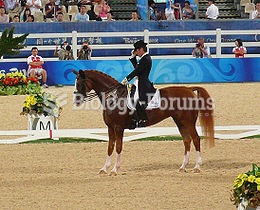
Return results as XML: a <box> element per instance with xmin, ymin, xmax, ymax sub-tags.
<box><xmin>151</xmin><ymin>59</ymin><xmax>204</xmax><ymax>83</ymax></box>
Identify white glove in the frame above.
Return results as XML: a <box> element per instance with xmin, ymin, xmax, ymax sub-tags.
<box><xmin>130</xmin><ymin>50</ymin><xmax>136</xmax><ymax>59</ymax></box>
<box><xmin>121</xmin><ymin>77</ymin><xmax>128</xmax><ymax>85</ymax></box>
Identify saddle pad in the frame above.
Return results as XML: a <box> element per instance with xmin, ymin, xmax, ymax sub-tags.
<box><xmin>126</xmin><ymin>84</ymin><xmax>161</xmax><ymax>110</ymax></box>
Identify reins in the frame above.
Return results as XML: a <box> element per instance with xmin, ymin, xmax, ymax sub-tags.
<box><xmin>77</xmin><ymin>77</ymin><xmax>122</xmax><ymax>102</ymax></box>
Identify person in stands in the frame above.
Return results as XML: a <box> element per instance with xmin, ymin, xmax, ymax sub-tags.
<box><xmin>205</xmin><ymin>0</ymin><xmax>219</xmax><ymax>19</ymax></box>
<box><xmin>27</xmin><ymin>47</ymin><xmax>48</xmax><ymax>88</ymax></box>
<box><xmin>232</xmin><ymin>39</ymin><xmax>247</xmax><ymax>58</ymax></box>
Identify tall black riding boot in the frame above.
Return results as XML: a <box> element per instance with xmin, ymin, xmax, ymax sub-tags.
<box><xmin>136</xmin><ymin>102</ymin><xmax>148</xmax><ymax>127</ymax></box>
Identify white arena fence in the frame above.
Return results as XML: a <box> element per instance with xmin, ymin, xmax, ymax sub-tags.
<box><xmin>1</xmin><ymin>28</ymin><xmax>260</xmax><ymax>62</ymax></box>
<box><xmin>0</xmin><ymin>125</ymin><xmax>260</xmax><ymax>144</ymax></box>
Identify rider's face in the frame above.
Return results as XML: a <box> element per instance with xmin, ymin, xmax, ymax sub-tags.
<box><xmin>135</xmin><ymin>48</ymin><xmax>145</xmax><ymax>57</ymax></box>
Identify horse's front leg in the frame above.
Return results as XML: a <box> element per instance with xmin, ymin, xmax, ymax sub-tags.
<box><xmin>98</xmin><ymin>127</ymin><xmax>115</xmax><ymax>174</ymax></box>
<box><xmin>110</xmin><ymin>127</ymin><xmax>124</xmax><ymax>176</ymax></box>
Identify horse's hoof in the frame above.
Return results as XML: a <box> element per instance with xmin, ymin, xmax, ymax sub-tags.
<box><xmin>109</xmin><ymin>171</ymin><xmax>117</xmax><ymax>176</ymax></box>
<box><xmin>98</xmin><ymin>169</ymin><xmax>107</xmax><ymax>175</ymax></box>
<box><xmin>179</xmin><ymin>168</ymin><xmax>187</xmax><ymax>173</ymax></box>
<box><xmin>193</xmin><ymin>168</ymin><xmax>201</xmax><ymax>173</ymax></box>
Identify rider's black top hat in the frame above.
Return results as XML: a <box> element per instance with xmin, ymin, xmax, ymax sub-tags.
<box><xmin>133</xmin><ymin>40</ymin><xmax>147</xmax><ymax>51</ymax></box>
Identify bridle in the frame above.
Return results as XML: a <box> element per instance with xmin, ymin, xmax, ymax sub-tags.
<box><xmin>74</xmin><ymin>75</ymin><xmax>122</xmax><ymax>102</ymax></box>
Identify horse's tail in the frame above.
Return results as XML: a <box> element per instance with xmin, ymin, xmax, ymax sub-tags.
<box><xmin>191</xmin><ymin>87</ymin><xmax>215</xmax><ymax>147</ymax></box>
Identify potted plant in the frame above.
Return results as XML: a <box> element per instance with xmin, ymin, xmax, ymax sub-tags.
<box><xmin>0</xmin><ymin>71</ymin><xmax>41</xmax><ymax>95</ymax></box>
<box><xmin>231</xmin><ymin>164</ymin><xmax>260</xmax><ymax>210</ymax></box>
<box><xmin>21</xmin><ymin>92</ymin><xmax>62</xmax><ymax>130</ymax></box>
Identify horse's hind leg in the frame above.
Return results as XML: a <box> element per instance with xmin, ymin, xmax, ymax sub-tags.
<box><xmin>190</xmin><ymin>126</ymin><xmax>202</xmax><ymax>173</ymax></box>
<box><xmin>110</xmin><ymin>127</ymin><xmax>124</xmax><ymax>176</ymax></box>
<box><xmin>176</xmin><ymin>121</ymin><xmax>192</xmax><ymax>172</ymax></box>
<box><xmin>98</xmin><ymin>126</ymin><xmax>115</xmax><ymax>174</ymax></box>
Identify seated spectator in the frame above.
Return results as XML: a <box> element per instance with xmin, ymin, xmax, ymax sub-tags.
<box><xmin>27</xmin><ymin>14</ymin><xmax>34</xmax><ymax>22</ymax></box>
<box><xmin>11</xmin><ymin>14</ymin><xmax>20</xmax><ymax>22</ymax></box>
<box><xmin>106</xmin><ymin>11</ymin><xmax>115</xmax><ymax>21</ymax></box>
<box><xmin>55</xmin><ymin>11</ymin><xmax>64</xmax><ymax>22</ymax></box>
<box><xmin>87</xmin><ymin>4</ymin><xmax>102</xmax><ymax>21</ymax></box>
<box><xmin>130</xmin><ymin>11</ymin><xmax>139</xmax><ymax>21</ymax></box>
<box><xmin>77</xmin><ymin>0</ymin><xmax>91</xmax><ymax>8</ymax></box>
<box><xmin>5</xmin><ymin>0</ymin><xmax>22</xmax><ymax>14</ymax></box>
<box><xmin>77</xmin><ymin>41</ymin><xmax>92</xmax><ymax>60</ymax></box>
<box><xmin>232</xmin><ymin>39</ymin><xmax>247</xmax><ymax>58</ymax></box>
<box><xmin>74</xmin><ymin>5</ymin><xmax>89</xmax><ymax>22</ymax></box>
<box><xmin>27</xmin><ymin>47</ymin><xmax>48</xmax><ymax>88</ymax></box>
<box><xmin>205</xmin><ymin>0</ymin><xmax>219</xmax><ymax>19</ymax></box>
<box><xmin>0</xmin><ymin>0</ymin><xmax>4</xmax><ymax>7</ymax></box>
<box><xmin>21</xmin><ymin>8</ymin><xmax>31</xmax><ymax>22</ymax></box>
<box><xmin>54</xmin><ymin>41</ymin><xmax>74</xmax><ymax>60</ymax></box>
<box><xmin>192</xmin><ymin>37</ymin><xmax>211</xmax><ymax>58</ymax></box>
<box><xmin>251</xmin><ymin>2</ymin><xmax>260</xmax><ymax>19</ymax></box>
<box><xmin>182</xmin><ymin>0</ymin><xmax>195</xmax><ymax>20</ymax></box>
<box><xmin>0</xmin><ymin>6</ymin><xmax>9</xmax><ymax>22</ymax></box>
<box><xmin>25</xmin><ymin>0</ymin><xmax>42</xmax><ymax>15</ymax></box>
<box><xmin>165</xmin><ymin>0</ymin><xmax>179</xmax><ymax>20</ymax></box>
<box><xmin>148</xmin><ymin>0</ymin><xmax>163</xmax><ymax>20</ymax></box>
<box><xmin>45</xmin><ymin>0</ymin><xmax>62</xmax><ymax>21</ymax></box>
<box><xmin>95</xmin><ymin>0</ymin><xmax>110</xmax><ymax>20</ymax></box>
<box><xmin>173</xmin><ymin>3</ymin><xmax>181</xmax><ymax>19</ymax></box>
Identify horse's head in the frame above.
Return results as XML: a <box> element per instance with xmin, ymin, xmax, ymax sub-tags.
<box><xmin>72</xmin><ymin>70</ymin><xmax>93</xmax><ymax>106</ymax></box>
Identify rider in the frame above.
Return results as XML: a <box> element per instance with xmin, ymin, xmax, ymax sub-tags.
<box><xmin>121</xmin><ymin>40</ymin><xmax>155</xmax><ymax>128</ymax></box>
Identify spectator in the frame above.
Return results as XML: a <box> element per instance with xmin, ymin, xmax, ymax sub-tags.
<box><xmin>55</xmin><ymin>11</ymin><xmax>64</xmax><ymax>22</ymax></box>
<box><xmin>25</xmin><ymin>0</ymin><xmax>42</xmax><ymax>15</ymax></box>
<box><xmin>148</xmin><ymin>0</ymin><xmax>163</xmax><ymax>20</ymax></box>
<box><xmin>5</xmin><ymin>0</ymin><xmax>22</xmax><ymax>14</ymax></box>
<box><xmin>95</xmin><ymin>0</ymin><xmax>110</xmax><ymax>20</ymax></box>
<box><xmin>87</xmin><ymin>4</ymin><xmax>102</xmax><ymax>21</ymax></box>
<box><xmin>77</xmin><ymin>41</ymin><xmax>92</xmax><ymax>60</ymax></box>
<box><xmin>0</xmin><ymin>0</ymin><xmax>4</xmax><ymax>7</ymax></box>
<box><xmin>21</xmin><ymin>8</ymin><xmax>31</xmax><ymax>22</ymax></box>
<box><xmin>27</xmin><ymin>47</ymin><xmax>48</xmax><ymax>88</ymax></box>
<box><xmin>45</xmin><ymin>0</ymin><xmax>62</xmax><ymax>21</ymax></box>
<box><xmin>232</xmin><ymin>39</ymin><xmax>247</xmax><ymax>58</ymax></box>
<box><xmin>182</xmin><ymin>0</ymin><xmax>195</xmax><ymax>20</ymax></box>
<box><xmin>27</xmin><ymin>14</ymin><xmax>34</xmax><ymax>22</ymax></box>
<box><xmin>165</xmin><ymin>0</ymin><xmax>179</xmax><ymax>20</ymax></box>
<box><xmin>77</xmin><ymin>0</ymin><xmax>91</xmax><ymax>8</ymax></box>
<box><xmin>192</xmin><ymin>37</ymin><xmax>211</xmax><ymax>58</ymax></box>
<box><xmin>205</xmin><ymin>0</ymin><xmax>219</xmax><ymax>19</ymax></box>
<box><xmin>74</xmin><ymin>5</ymin><xmax>89</xmax><ymax>22</ymax></box>
<box><xmin>54</xmin><ymin>41</ymin><xmax>74</xmax><ymax>60</ymax></box>
<box><xmin>251</xmin><ymin>2</ymin><xmax>260</xmax><ymax>19</ymax></box>
<box><xmin>11</xmin><ymin>14</ymin><xmax>20</xmax><ymax>22</ymax></box>
<box><xmin>0</xmin><ymin>6</ymin><xmax>9</xmax><ymax>22</ymax></box>
<box><xmin>106</xmin><ymin>11</ymin><xmax>115</xmax><ymax>21</ymax></box>
<box><xmin>130</xmin><ymin>11</ymin><xmax>139</xmax><ymax>21</ymax></box>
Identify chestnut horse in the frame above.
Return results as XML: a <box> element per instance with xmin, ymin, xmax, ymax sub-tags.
<box><xmin>73</xmin><ymin>70</ymin><xmax>214</xmax><ymax>175</ymax></box>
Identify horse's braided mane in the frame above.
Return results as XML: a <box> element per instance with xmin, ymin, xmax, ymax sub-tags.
<box><xmin>88</xmin><ymin>70</ymin><xmax>119</xmax><ymax>84</ymax></box>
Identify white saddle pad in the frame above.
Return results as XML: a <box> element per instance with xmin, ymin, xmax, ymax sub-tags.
<box><xmin>126</xmin><ymin>80</ymin><xmax>161</xmax><ymax>110</ymax></box>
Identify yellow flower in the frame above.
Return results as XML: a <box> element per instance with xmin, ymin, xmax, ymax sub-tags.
<box><xmin>247</xmin><ymin>175</ymin><xmax>255</xmax><ymax>183</ymax></box>
<box><xmin>234</xmin><ymin>174</ymin><xmax>248</xmax><ymax>189</ymax></box>
<box><xmin>25</xmin><ymin>95</ymin><xmax>37</xmax><ymax>106</ymax></box>
<box><xmin>255</xmin><ymin>178</ymin><xmax>260</xmax><ymax>191</ymax></box>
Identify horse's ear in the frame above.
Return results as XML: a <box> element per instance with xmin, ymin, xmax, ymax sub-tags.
<box><xmin>72</xmin><ymin>69</ymin><xmax>78</xmax><ymax>75</ymax></box>
<box><xmin>79</xmin><ymin>70</ymin><xmax>85</xmax><ymax>79</ymax></box>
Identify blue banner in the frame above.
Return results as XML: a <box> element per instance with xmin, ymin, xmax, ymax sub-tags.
<box><xmin>1</xmin><ymin>58</ymin><xmax>259</xmax><ymax>85</ymax></box>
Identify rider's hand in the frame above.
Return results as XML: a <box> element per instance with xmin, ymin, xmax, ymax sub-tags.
<box><xmin>121</xmin><ymin>77</ymin><xmax>128</xmax><ymax>85</ymax></box>
<box><xmin>130</xmin><ymin>50</ymin><xmax>136</xmax><ymax>59</ymax></box>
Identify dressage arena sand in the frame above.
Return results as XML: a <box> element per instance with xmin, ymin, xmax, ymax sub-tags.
<box><xmin>0</xmin><ymin>83</ymin><xmax>259</xmax><ymax>209</ymax></box>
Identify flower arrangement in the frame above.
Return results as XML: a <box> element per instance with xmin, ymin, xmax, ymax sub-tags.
<box><xmin>231</xmin><ymin>164</ymin><xmax>260</xmax><ymax>209</ymax></box>
<box><xmin>0</xmin><ymin>71</ymin><xmax>41</xmax><ymax>95</ymax></box>
<box><xmin>21</xmin><ymin>92</ymin><xmax>62</xmax><ymax>118</ymax></box>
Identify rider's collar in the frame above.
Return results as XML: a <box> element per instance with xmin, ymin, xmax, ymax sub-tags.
<box><xmin>140</xmin><ymin>52</ymin><xmax>148</xmax><ymax>59</ymax></box>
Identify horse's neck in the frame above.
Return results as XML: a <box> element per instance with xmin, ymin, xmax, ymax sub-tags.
<box><xmin>89</xmin><ymin>72</ymin><xmax>118</xmax><ymax>95</ymax></box>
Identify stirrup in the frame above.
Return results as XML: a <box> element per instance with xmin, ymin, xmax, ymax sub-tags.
<box><xmin>137</xmin><ymin>120</ymin><xmax>147</xmax><ymax>128</ymax></box>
